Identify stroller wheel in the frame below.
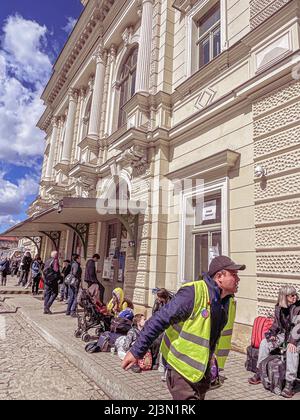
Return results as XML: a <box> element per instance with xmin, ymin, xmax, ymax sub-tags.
<box><xmin>95</xmin><ymin>326</ymin><xmax>103</xmax><ymax>336</ymax></box>
<box><xmin>74</xmin><ymin>329</ymin><xmax>82</xmax><ymax>339</ymax></box>
<box><xmin>82</xmin><ymin>333</ymin><xmax>91</xmax><ymax>343</ymax></box>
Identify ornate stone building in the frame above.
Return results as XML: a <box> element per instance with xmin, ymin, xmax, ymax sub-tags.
<box><xmin>3</xmin><ymin>0</ymin><xmax>300</xmax><ymax>348</ymax></box>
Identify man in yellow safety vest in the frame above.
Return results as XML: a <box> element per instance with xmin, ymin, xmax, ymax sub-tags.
<box><xmin>122</xmin><ymin>255</ymin><xmax>246</xmax><ymax>400</ymax></box>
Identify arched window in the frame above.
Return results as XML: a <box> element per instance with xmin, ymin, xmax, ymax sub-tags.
<box><xmin>118</xmin><ymin>47</ymin><xmax>138</xmax><ymax>128</ymax></box>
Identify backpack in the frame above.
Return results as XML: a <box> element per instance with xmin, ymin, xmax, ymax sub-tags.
<box><xmin>97</xmin><ymin>332</ymin><xmax>111</xmax><ymax>352</ymax></box>
<box><xmin>110</xmin><ymin>317</ymin><xmax>132</xmax><ymax>335</ymax></box>
<box><xmin>260</xmin><ymin>354</ymin><xmax>286</xmax><ymax>395</ymax></box>
<box><xmin>245</xmin><ymin>345</ymin><xmax>259</xmax><ymax>373</ymax></box>
<box><xmin>85</xmin><ymin>341</ymin><xmax>101</xmax><ymax>353</ymax></box>
<box><xmin>251</xmin><ymin>316</ymin><xmax>274</xmax><ymax>349</ymax></box>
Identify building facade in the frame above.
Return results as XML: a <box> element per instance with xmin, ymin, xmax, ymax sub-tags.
<box><xmin>4</xmin><ymin>0</ymin><xmax>300</xmax><ymax>348</ymax></box>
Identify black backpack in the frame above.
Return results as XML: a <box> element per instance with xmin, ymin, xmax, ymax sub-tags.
<box><xmin>110</xmin><ymin>317</ymin><xmax>132</xmax><ymax>334</ymax></box>
<box><xmin>260</xmin><ymin>354</ymin><xmax>286</xmax><ymax>395</ymax></box>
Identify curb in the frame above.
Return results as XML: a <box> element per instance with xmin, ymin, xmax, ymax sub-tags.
<box><xmin>4</xmin><ymin>299</ymin><xmax>169</xmax><ymax>401</ymax></box>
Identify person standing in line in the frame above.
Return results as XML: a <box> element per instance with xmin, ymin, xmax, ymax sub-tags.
<box><xmin>31</xmin><ymin>255</ymin><xmax>43</xmax><ymax>296</ymax></box>
<box><xmin>59</xmin><ymin>259</ymin><xmax>71</xmax><ymax>302</ymax></box>
<box><xmin>18</xmin><ymin>252</ymin><xmax>32</xmax><ymax>287</ymax></box>
<box><xmin>85</xmin><ymin>254</ymin><xmax>105</xmax><ymax>303</ymax></box>
<box><xmin>43</xmin><ymin>251</ymin><xmax>61</xmax><ymax>315</ymax></box>
<box><xmin>0</xmin><ymin>258</ymin><xmax>10</xmax><ymax>286</ymax></box>
<box><xmin>66</xmin><ymin>254</ymin><xmax>82</xmax><ymax>317</ymax></box>
<box><xmin>122</xmin><ymin>255</ymin><xmax>246</xmax><ymax>400</ymax></box>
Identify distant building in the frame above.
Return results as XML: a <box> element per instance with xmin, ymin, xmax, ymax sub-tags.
<box><xmin>0</xmin><ymin>236</ymin><xmax>19</xmax><ymax>252</ymax></box>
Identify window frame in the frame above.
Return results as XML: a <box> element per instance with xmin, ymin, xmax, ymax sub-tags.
<box><xmin>186</xmin><ymin>0</ymin><xmax>228</xmax><ymax>77</ymax></box>
<box><xmin>118</xmin><ymin>47</ymin><xmax>138</xmax><ymax>129</ymax></box>
<box><xmin>196</xmin><ymin>3</ymin><xmax>221</xmax><ymax>68</ymax></box>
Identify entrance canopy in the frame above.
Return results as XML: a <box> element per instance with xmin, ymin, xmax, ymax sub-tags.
<box><xmin>1</xmin><ymin>197</ymin><xmax>147</xmax><ymax>239</ymax></box>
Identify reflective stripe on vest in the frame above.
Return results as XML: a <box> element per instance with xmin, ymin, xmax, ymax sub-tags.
<box><xmin>160</xmin><ymin>281</ymin><xmax>211</xmax><ymax>383</ymax></box>
<box><xmin>215</xmin><ymin>298</ymin><xmax>236</xmax><ymax>369</ymax></box>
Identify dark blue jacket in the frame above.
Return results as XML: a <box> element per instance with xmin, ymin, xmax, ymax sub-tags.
<box><xmin>131</xmin><ymin>275</ymin><xmax>231</xmax><ymax>360</ymax></box>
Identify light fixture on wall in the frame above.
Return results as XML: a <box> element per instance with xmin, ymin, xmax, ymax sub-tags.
<box><xmin>254</xmin><ymin>164</ymin><xmax>267</xmax><ymax>178</ymax></box>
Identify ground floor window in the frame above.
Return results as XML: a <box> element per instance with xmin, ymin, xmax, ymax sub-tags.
<box><xmin>180</xmin><ymin>179</ymin><xmax>228</xmax><ymax>284</ymax></box>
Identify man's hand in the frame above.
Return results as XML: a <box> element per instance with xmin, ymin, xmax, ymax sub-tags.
<box><xmin>121</xmin><ymin>351</ymin><xmax>139</xmax><ymax>371</ymax></box>
<box><xmin>287</xmin><ymin>343</ymin><xmax>297</xmax><ymax>353</ymax></box>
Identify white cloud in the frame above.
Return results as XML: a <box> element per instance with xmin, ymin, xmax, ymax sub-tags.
<box><xmin>62</xmin><ymin>17</ymin><xmax>77</xmax><ymax>34</ymax></box>
<box><xmin>0</xmin><ymin>172</ymin><xmax>39</xmax><ymax>217</ymax></box>
<box><xmin>0</xmin><ymin>14</ymin><xmax>52</xmax><ymax>165</ymax></box>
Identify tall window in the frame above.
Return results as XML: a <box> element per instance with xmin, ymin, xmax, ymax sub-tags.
<box><xmin>197</xmin><ymin>3</ymin><xmax>221</xmax><ymax>69</ymax></box>
<box><xmin>118</xmin><ymin>47</ymin><xmax>138</xmax><ymax>128</ymax></box>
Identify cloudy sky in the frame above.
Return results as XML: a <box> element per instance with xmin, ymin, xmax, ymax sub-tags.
<box><xmin>0</xmin><ymin>0</ymin><xmax>83</xmax><ymax>233</ymax></box>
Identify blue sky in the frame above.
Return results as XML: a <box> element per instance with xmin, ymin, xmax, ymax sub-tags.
<box><xmin>0</xmin><ymin>0</ymin><xmax>83</xmax><ymax>232</ymax></box>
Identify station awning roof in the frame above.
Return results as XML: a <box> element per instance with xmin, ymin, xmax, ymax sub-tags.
<box><xmin>1</xmin><ymin>197</ymin><xmax>147</xmax><ymax>238</ymax></box>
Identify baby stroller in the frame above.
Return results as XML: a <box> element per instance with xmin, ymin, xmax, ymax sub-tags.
<box><xmin>74</xmin><ymin>289</ymin><xmax>111</xmax><ymax>342</ymax></box>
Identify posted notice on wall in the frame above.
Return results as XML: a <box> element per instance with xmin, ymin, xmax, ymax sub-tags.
<box><xmin>203</xmin><ymin>200</ymin><xmax>217</xmax><ymax>221</ymax></box>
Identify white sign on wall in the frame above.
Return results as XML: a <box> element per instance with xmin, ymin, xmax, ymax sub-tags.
<box><xmin>203</xmin><ymin>200</ymin><xmax>217</xmax><ymax>221</ymax></box>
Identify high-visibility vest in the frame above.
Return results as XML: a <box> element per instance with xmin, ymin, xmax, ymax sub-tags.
<box><xmin>160</xmin><ymin>280</ymin><xmax>236</xmax><ymax>383</ymax></box>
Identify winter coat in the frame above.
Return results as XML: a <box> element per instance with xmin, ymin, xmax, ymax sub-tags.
<box><xmin>84</xmin><ymin>259</ymin><xmax>98</xmax><ymax>285</ymax></box>
<box><xmin>266</xmin><ymin>302</ymin><xmax>300</xmax><ymax>345</ymax></box>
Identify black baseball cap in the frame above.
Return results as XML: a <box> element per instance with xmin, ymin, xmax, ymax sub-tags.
<box><xmin>208</xmin><ymin>255</ymin><xmax>246</xmax><ymax>278</ymax></box>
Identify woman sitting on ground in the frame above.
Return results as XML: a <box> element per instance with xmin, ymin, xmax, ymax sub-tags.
<box><xmin>248</xmin><ymin>285</ymin><xmax>300</xmax><ymax>398</ymax></box>
<box><xmin>116</xmin><ymin>314</ymin><xmax>147</xmax><ymax>373</ymax></box>
<box><xmin>107</xmin><ymin>287</ymin><xmax>134</xmax><ymax>317</ymax></box>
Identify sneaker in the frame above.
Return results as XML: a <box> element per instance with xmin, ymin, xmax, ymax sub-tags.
<box><xmin>66</xmin><ymin>312</ymin><xmax>71</xmax><ymax>316</ymax></box>
<box><xmin>281</xmin><ymin>382</ymin><xmax>294</xmax><ymax>398</ymax></box>
<box><xmin>70</xmin><ymin>312</ymin><xmax>77</xmax><ymax>318</ymax></box>
<box><xmin>248</xmin><ymin>373</ymin><xmax>261</xmax><ymax>385</ymax></box>
<box><xmin>44</xmin><ymin>309</ymin><xmax>52</xmax><ymax>315</ymax></box>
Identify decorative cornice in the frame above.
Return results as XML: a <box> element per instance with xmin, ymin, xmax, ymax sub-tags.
<box><xmin>54</xmin><ymin>162</ymin><xmax>71</xmax><ymax>175</ymax></box>
<box><xmin>41</xmin><ymin>1</ymin><xmax>117</xmax><ymax>106</ymax></box>
<box><xmin>172</xmin><ymin>0</ymin><xmax>198</xmax><ymax>14</ymax></box>
<box><xmin>78</xmin><ymin>135</ymin><xmax>99</xmax><ymax>154</ymax></box>
<box><xmin>69</xmin><ymin>162</ymin><xmax>98</xmax><ymax>180</ymax></box>
<box><xmin>166</xmin><ymin>150</ymin><xmax>241</xmax><ymax>180</ymax></box>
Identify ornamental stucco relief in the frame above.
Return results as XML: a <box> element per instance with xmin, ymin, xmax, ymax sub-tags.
<box><xmin>256</xmin><ymin>225</ymin><xmax>300</xmax><ymax>248</ymax></box>
<box><xmin>253</xmin><ymin>101</ymin><xmax>300</xmax><ymax>137</ymax></box>
<box><xmin>256</xmin><ymin>254</ymin><xmax>300</xmax><ymax>274</ymax></box>
<box><xmin>254</xmin><ymin>126</ymin><xmax>300</xmax><ymax>159</ymax></box>
<box><xmin>254</xmin><ymin>174</ymin><xmax>300</xmax><ymax>200</ymax></box>
<box><xmin>253</xmin><ymin>82</ymin><xmax>300</xmax><ymax>117</ymax></box>
<box><xmin>258</xmin><ymin>279</ymin><xmax>300</xmax><ymax>300</ymax></box>
<box><xmin>255</xmin><ymin>199</ymin><xmax>300</xmax><ymax>224</ymax></box>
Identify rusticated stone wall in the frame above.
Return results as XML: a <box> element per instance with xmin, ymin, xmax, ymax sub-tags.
<box><xmin>253</xmin><ymin>80</ymin><xmax>300</xmax><ymax>316</ymax></box>
<box><xmin>250</xmin><ymin>0</ymin><xmax>291</xmax><ymax>30</ymax></box>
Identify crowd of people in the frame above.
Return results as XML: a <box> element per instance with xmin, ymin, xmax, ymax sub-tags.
<box><xmin>1</xmin><ymin>251</ymin><xmax>299</xmax><ymax>400</ymax></box>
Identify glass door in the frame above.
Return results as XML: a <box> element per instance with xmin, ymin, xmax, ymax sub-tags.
<box><xmin>194</xmin><ymin>230</ymin><xmax>222</xmax><ymax>279</ymax></box>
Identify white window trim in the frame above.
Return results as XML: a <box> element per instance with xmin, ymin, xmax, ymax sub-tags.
<box><xmin>186</xmin><ymin>0</ymin><xmax>228</xmax><ymax>77</ymax></box>
<box><xmin>178</xmin><ymin>177</ymin><xmax>229</xmax><ymax>287</ymax></box>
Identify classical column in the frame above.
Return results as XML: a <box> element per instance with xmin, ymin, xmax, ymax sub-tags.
<box><xmin>61</xmin><ymin>88</ymin><xmax>78</xmax><ymax>164</ymax></box>
<box><xmin>136</xmin><ymin>0</ymin><xmax>154</xmax><ymax>94</ymax></box>
<box><xmin>75</xmin><ymin>87</ymin><xmax>86</xmax><ymax>161</ymax></box>
<box><xmin>88</xmin><ymin>44</ymin><xmax>107</xmax><ymax>139</ymax></box>
<box><xmin>45</xmin><ymin>117</ymin><xmax>59</xmax><ymax>179</ymax></box>
<box><xmin>105</xmin><ymin>45</ymin><xmax>117</xmax><ymax>136</ymax></box>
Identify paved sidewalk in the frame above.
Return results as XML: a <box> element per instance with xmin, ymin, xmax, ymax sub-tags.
<box><xmin>1</xmin><ymin>282</ymin><xmax>299</xmax><ymax>400</ymax></box>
